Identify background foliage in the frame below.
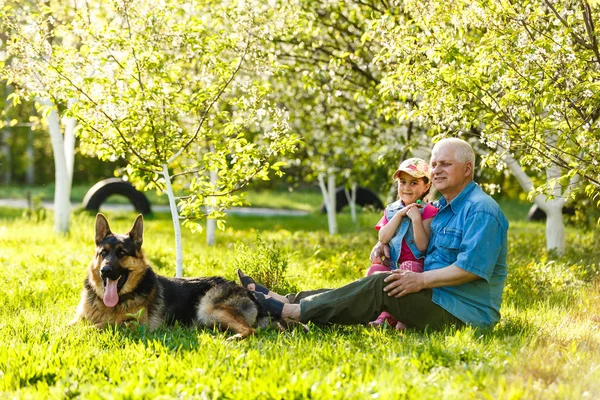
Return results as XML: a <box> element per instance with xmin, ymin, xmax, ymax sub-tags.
<box><xmin>3</xmin><ymin>0</ymin><xmax>600</xmax><ymax>225</ymax></box>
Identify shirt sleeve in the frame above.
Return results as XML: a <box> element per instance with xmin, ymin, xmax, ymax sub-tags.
<box><xmin>453</xmin><ymin>211</ymin><xmax>505</xmax><ymax>282</ymax></box>
<box><xmin>421</xmin><ymin>204</ymin><xmax>439</xmax><ymax>220</ymax></box>
<box><xmin>374</xmin><ymin>213</ymin><xmax>388</xmax><ymax>231</ymax></box>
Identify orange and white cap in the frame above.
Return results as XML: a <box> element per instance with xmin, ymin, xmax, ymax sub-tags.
<box><xmin>392</xmin><ymin>157</ymin><xmax>430</xmax><ymax>180</ymax></box>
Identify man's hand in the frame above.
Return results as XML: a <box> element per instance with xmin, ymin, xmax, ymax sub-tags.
<box><xmin>383</xmin><ymin>270</ymin><xmax>426</xmax><ymax>297</ymax></box>
<box><xmin>370</xmin><ymin>241</ymin><xmax>391</xmax><ymax>267</ymax></box>
<box><xmin>383</xmin><ymin>265</ymin><xmax>480</xmax><ymax>297</ymax></box>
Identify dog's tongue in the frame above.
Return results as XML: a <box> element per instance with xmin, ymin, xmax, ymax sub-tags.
<box><xmin>103</xmin><ymin>278</ymin><xmax>119</xmax><ymax>308</ymax></box>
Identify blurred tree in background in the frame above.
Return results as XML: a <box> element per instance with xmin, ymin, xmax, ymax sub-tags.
<box><xmin>2</xmin><ymin>0</ymin><xmax>598</xmax><ymax>252</ymax></box>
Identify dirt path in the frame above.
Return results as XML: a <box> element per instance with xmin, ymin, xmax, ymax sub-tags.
<box><xmin>0</xmin><ymin>199</ymin><xmax>309</xmax><ymax>216</ymax></box>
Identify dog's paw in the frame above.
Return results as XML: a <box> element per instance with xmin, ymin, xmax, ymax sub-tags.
<box><xmin>226</xmin><ymin>333</ymin><xmax>246</xmax><ymax>341</ymax></box>
<box><xmin>226</xmin><ymin>327</ymin><xmax>256</xmax><ymax>341</ymax></box>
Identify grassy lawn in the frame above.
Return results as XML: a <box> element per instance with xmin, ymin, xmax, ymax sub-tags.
<box><xmin>0</xmin><ymin>199</ymin><xmax>599</xmax><ymax>399</ymax></box>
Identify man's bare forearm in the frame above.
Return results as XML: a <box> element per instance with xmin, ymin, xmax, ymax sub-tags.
<box><xmin>422</xmin><ymin>265</ymin><xmax>479</xmax><ymax>289</ymax></box>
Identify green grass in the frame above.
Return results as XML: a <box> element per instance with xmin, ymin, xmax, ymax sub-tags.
<box><xmin>0</xmin><ymin>203</ymin><xmax>599</xmax><ymax>399</ymax></box>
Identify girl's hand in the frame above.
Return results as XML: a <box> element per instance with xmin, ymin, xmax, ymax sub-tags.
<box><xmin>393</xmin><ymin>207</ymin><xmax>408</xmax><ymax>219</ymax></box>
<box><xmin>405</xmin><ymin>203</ymin><xmax>422</xmax><ymax>222</ymax></box>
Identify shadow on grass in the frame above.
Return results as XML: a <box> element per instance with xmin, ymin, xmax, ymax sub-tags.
<box><xmin>96</xmin><ymin>317</ymin><xmax>527</xmax><ymax>356</ymax></box>
<box><xmin>95</xmin><ymin>318</ymin><xmax>313</xmax><ymax>352</ymax></box>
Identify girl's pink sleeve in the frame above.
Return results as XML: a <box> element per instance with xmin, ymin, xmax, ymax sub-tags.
<box><xmin>375</xmin><ymin>214</ymin><xmax>388</xmax><ymax>231</ymax></box>
<box><xmin>421</xmin><ymin>204</ymin><xmax>439</xmax><ymax>220</ymax></box>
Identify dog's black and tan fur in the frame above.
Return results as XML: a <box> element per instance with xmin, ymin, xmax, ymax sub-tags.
<box><xmin>70</xmin><ymin>213</ymin><xmax>271</xmax><ymax>338</ymax></box>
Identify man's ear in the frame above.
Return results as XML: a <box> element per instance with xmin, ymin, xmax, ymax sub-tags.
<box><xmin>128</xmin><ymin>214</ymin><xmax>144</xmax><ymax>250</ymax></box>
<box><xmin>95</xmin><ymin>213</ymin><xmax>112</xmax><ymax>244</ymax></box>
<box><xmin>464</xmin><ymin>161</ymin><xmax>473</xmax><ymax>178</ymax></box>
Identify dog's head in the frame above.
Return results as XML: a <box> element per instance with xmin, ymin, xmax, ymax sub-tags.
<box><xmin>90</xmin><ymin>213</ymin><xmax>147</xmax><ymax>308</ymax></box>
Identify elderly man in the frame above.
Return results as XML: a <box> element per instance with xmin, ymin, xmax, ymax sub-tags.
<box><xmin>242</xmin><ymin>138</ymin><xmax>508</xmax><ymax>330</ymax></box>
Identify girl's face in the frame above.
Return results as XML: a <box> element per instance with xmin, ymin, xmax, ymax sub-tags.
<box><xmin>396</xmin><ymin>172</ymin><xmax>430</xmax><ymax>205</ymax></box>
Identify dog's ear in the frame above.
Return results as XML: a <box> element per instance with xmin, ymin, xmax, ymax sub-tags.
<box><xmin>95</xmin><ymin>213</ymin><xmax>112</xmax><ymax>244</ymax></box>
<box><xmin>128</xmin><ymin>214</ymin><xmax>144</xmax><ymax>250</ymax></box>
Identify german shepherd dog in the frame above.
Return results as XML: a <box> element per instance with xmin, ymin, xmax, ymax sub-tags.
<box><xmin>70</xmin><ymin>213</ymin><xmax>272</xmax><ymax>339</ymax></box>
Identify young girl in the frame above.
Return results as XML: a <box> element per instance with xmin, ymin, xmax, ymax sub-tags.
<box><xmin>367</xmin><ymin>157</ymin><xmax>438</xmax><ymax>330</ymax></box>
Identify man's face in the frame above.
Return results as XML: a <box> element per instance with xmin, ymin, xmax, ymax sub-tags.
<box><xmin>430</xmin><ymin>143</ymin><xmax>472</xmax><ymax>201</ymax></box>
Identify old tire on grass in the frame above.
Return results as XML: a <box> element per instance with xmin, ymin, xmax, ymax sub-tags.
<box><xmin>320</xmin><ymin>186</ymin><xmax>384</xmax><ymax>213</ymax></box>
<box><xmin>82</xmin><ymin>178</ymin><xmax>152</xmax><ymax>215</ymax></box>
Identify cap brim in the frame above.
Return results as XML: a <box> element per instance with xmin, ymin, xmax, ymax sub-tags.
<box><xmin>393</xmin><ymin>169</ymin><xmax>427</xmax><ymax>179</ymax></box>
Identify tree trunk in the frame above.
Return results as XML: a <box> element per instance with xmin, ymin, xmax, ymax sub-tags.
<box><xmin>162</xmin><ymin>164</ymin><xmax>183</xmax><ymax>277</ymax></box>
<box><xmin>543</xmin><ymin>201</ymin><xmax>566</xmax><ymax>254</ymax></box>
<box><xmin>345</xmin><ymin>183</ymin><xmax>357</xmax><ymax>223</ymax></box>
<box><xmin>63</xmin><ymin>99</ymin><xmax>76</xmax><ymax>185</ymax></box>
<box><xmin>318</xmin><ymin>172</ymin><xmax>338</xmax><ymax>235</ymax></box>
<box><xmin>40</xmin><ymin>98</ymin><xmax>72</xmax><ymax>234</ymax></box>
<box><xmin>206</xmin><ymin>169</ymin><xmax>217</xmax><ymax>246</ymax></box>
<box><xmin>503</xmin><ymin>151</ymin><xmax>567</xmax><ymax>255</ymax></box>
<box><xmin>26</xmin><ymin>128</ymin><xmax>35</xmax><ymax>185</ymax></box>
<box><xmin>0</xmin><ymin>124</ymin><xmax>11</xmax><ymax>185</ymax></box>
<box><xmin>1</xmin><ymin>85</ymin><xmax>12</xmax><ymax>185</ymax></box>
<box><xmin>537</xmin><ymin>162</ymin><xmax>566</xmax><ymax>254</ymax></box>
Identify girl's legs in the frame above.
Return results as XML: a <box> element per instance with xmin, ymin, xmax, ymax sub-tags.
<box><xmin>393</xmin><ymin>260</ymin><xmax>425</xmax><ymax>330</ymax></box>
<box><xmin>398</xmin><ymin>260</ymin><xmax>424</xmax><ymax>273</ymax></box>
<box><xmin>365</xmin><ymin>264</ymin><xmax>397</xmax><ymax>327</ymax></box>
<box><xmin>365</xmin><ymin>264</ymin><xmax>392</xmax><ymax>276</ymax></box>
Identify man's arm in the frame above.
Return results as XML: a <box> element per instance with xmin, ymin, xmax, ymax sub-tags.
<box><xmin>383</xmin><ymin>265</ymin><xmax>479</xmax><ymax>298</ymax></box>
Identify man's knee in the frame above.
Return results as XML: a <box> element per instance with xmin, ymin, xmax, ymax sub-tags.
<box><xmin>363</xmin><ymin>272</ymin><xmax>389</xmax><ymax>292</ymax></box>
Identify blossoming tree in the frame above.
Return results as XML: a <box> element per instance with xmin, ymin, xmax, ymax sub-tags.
<box><xmin>271</xmin><ymin>0</ymin><xmax>423</xmax><ymax>234</ymax></box>
<box><xmin>2</xmin><ymin>0</ymin><xmax>300</xmax><ymax>275</ymax></box>
<box><xmin>373</xmin><ymin>0</ymin><xmax>600</xmax><ymax>253</ymax></box>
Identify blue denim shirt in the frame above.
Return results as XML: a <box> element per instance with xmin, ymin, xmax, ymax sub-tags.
<box><xmin>425</xmin><ymin>181</ymin><xmax>508</xmax><ymax>329</ymax></box>
<box><xmin>384</xmin><ymin>200</ymin><xmax>426</xmax><ymax>269</ymax></box>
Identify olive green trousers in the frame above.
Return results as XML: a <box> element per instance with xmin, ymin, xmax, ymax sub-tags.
<box><xmin>285</xmin><ymin>273</ymin><xmax>464</xmax><ymax>330</ymax></box>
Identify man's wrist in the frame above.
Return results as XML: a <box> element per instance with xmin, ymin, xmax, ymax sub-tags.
<box><xmin>420</xmin><ymin>271</ymin><xmax>431</xmax><ymax>290</ymax></box>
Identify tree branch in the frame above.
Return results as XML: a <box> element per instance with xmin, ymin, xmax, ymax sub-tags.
<box><xmin>168</xmin><ymin>40</ymin><xmax>250</xmax><ymax>164</ymax></box>
<box><xmin>10</xmin><ymin>25</ymin><xmax>154</xmax><ymax>166</ymax></box>
<box><xmin>580</xmin><ymin>0</ymin><xmax>600</xmax><ymax>65</ymax></box>
<box><xmin>544</xmin><ymin>0</ymin><xmax>591</xmax><ymax>49</ymax></box>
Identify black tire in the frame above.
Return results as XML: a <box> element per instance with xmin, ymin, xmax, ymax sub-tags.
<box><xmin>82</xmin><ymin>178</ymin><xmax>152</xmax><ymax>215</ymax></box>
<box><xmin>320</xmin><ymin>186</ymin><xmax>384</xmax><ymax>213</ymax></box>
<box><xmin>526</xmin><ymin>204</ymin><xmax>575</xmax><ymax>221</ymax></box>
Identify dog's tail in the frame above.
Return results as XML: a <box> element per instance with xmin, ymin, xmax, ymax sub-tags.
<box><xmin>197</xmin><ymin>282</ymin><xmax>258</xmax><ymax>338</ymax></box>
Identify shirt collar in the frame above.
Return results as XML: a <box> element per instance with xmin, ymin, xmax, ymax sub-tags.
<box><xmin>437</xmin><ymin>181</ymin><xmax>477</xmax><ymax>214</ymax></box>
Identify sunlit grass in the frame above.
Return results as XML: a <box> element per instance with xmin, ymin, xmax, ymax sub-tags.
<box><xmin>0</xmin><ymin>205</ymin><xmax>599</xmax><ymax>399</ymax></box>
